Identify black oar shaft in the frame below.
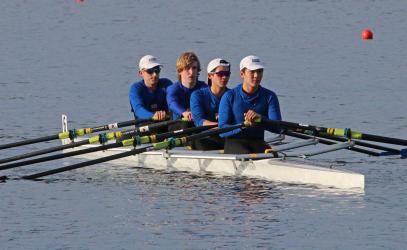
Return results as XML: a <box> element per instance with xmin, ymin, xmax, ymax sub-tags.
<box><xmin>0</xmin><ymin>119</ymin><xmax>180</xmax><ymax>165</ymax></box>
<box><xmin>22</xmin><ymin>146</ymin><xmax>151</xmax><ymax>180</ymax></box>
<box><xmin>318</xmin><ymin>132</ymin><xmax>400</xmax><ymax>153</ymax></box>
<box><xmin>0</xmin><ymin>135</ymin><xmax>59</xmax><ymax>150</ymax></box>
<box><xmin>0</xmin><ymin>140</ymin><xmax>90</xmax><ymax>165</ymax></box>
<box><xmin>0</xmin><ymin>118</ymin><xmax>152</xmax><ymax>151</ymax></box>
<box><xmin>263</xmin><ymin>119</ymin><xmax>407</xmax><ymax>146</ymax></box>
<box><xmin>284</xmin><ymin>131</ymin><xmax>381</xmax><ymax>156</ymax></box>
<box><xmin>0</xmin><ymin>141</ymin><xmax>122</xmax><ymax>171</ymax></box>
<box><xmin>154</xmin><ymin>124</ymin><xmax>217</xmax><ymax>141</ymax></box>
<box><xmin>360</xmin><ymin>134</ymin><xmax>407</xmax><ymax>147</ymax></box>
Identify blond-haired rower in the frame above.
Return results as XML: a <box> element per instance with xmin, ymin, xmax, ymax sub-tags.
<box><xmin>166</xmin><ymin>52</ymin><xmax>207</xmax><ymax>124</ymax></box>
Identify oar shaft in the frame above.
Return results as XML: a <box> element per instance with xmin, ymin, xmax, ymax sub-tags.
<box><xmin>284</xmin><ymin>131</ymin><xmax>381</xmax><ymax>156</ymax></box>
<box><xmin>0</xmin><ymin>140</ymin><xmax>90</xmax><ymax>165</ymax></box>
<box><xmin>0</xmin><ymin>119</ymin><xmax>180</xmax><ymax>165</ymax></box>
<box><xmin>22</xmin><ymin>146</ymin><xmax>151</xmax><ymax>180</ymax></box>
<box><xmin>263</xmin><ymin>119</ymin><xmax>407</xmax><ymax>146</ymax></box>
<box><xmin>154</xmin><ymin>125</ymin><xmax>217</xmax><ymax>142</ymax></box>
<box><xmin>313</xmin><ymin>131</ymin><xmax>400</xmax><ymax>154</ymax></box>
<box><xmin>19</xmin><ymin>124</ymin><xmax>242</xmax><ymax>180</ymax></box>
<box><xmin>0</xmin><ymin>135</ymin><xmax>59</xmax><ymax>150</ymax></box>
<box><xmin>360</xmin><ymin>133</ymin><xmax>407</xmax><ymax>147</ymax></box>
<box><xmin>0</xmin><ymin>141</ymin><xmax>122</xmax><ymax>171</ymax></box>
<box><xmin>0</xmin><ymin>118</ymin><xmax>152</xmax><ymax>151</ymax></box>
<box><xmin>82</xmin><ymin>118</ymin><xmax>152</xmax><ymax>133</ymax></box>
<box><xmin>183</xmin><ymin>124</ymin><xmax>242</xmax><ymax>142</ymax></box>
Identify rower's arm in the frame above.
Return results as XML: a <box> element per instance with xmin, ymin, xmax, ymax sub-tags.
<box><xmin>265</xmin><ymin>92</ymin><xmax>283</xmax><ymax>133</ymax></box>
<box><xmin>190</xmin><ymin>90</ymin><xmax>209</xmax><ymax>126</ymax></box>
<box><xmin>218</xmin><ymin>92</ymin><xmax>242</xmax><ymax>138</ymax></box>
<box><xmin>129</xmin><ymin>83</ymin><xmax>155</xmax><ymax>119</ymax></box>
<box><xmin>166</xmin><ymin>85</ymin><xmax>187</xmax><ymax>119</ymax></box>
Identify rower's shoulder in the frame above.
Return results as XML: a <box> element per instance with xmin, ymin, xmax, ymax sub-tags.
<box><xmin>196</xmin><ymin>80</ymin><xmax>208</xmax><ymax>89</ymax></box>
<box><xmin>226</xmin><ymin>84</ymin><xmax>242</xmax><ymax>95</ymax></box>
<box><xmin>129</xmin><ymin>80</ymin><xmax>145</xmax><ymax>91</ymax></box>
<box><xmin>220</xmin><ymin>87</ymin><xmax>236</xmax><ymax>102</ymax></box>
<box><xmin>158</xmin><ymin>78</ymin><xmax>173</xmax><ymax>88</ymax></box>
<box><xmin>260</xmin><ymin>86</ymin><xmax>278</xmax><ymax>97</ymax></box>
<box><xmin>166</xmin><ymin>81</ymin><xmax>180</xmax><ymax>92</ymax></box>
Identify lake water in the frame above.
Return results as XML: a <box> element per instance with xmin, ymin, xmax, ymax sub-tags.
<box><xmin>1</xmin><ymin>0</ymin><xmax>407</xmax><ymax>249</ymax></box>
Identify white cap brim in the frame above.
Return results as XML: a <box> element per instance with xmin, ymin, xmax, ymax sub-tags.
<box><xmin>142</xmin><ymin>63</ymin><xmax>161</xmax><ymax>70</ymax></box>
<box><xmin>244</xmin><ymin>64</ymin><xmax>264</xmax><ymax>71</ymax></box>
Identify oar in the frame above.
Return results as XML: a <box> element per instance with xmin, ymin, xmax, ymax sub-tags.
<box><xmin>283</xmin><ymin>130</ymin><xmax>382</xmax><ymax>156</ymax></box>
<box><xmin>291</xmin><ymin>128</ymin><xmax>406</xmax><ymax>157</ymax></box>
<box><xmin>21</xmin><ymin>123</ymin><xmax>244</xmax><ymax>180</ymax></box>
<box><xmin>261</xmin><ymin>118</ymin><xmax>407</xmax><ymax>146</ymax></box>
<box><xmin>0</xmin><ymin>117</ymin><xmax>154</xmax><ymax>150</ymax></box>
<box><xmin>0</xmin><ymin>119</ymin><xmax>179</xmax><ymax>165</ymax></box>
<box><xmin>0</xmin><ymin>124</ymin><xmax>216</xmax><ymax>171</ymax></box>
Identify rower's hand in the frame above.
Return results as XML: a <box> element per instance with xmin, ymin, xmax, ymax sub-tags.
<box><xmin>244</xmin><ymin>110</ymin><xmax>260</xmax><ymax>122</ymax></box>
<box><xmin>182</xmin><ymin>111</ymin><xmax>193</xmax><ymax>121</ymax></box>
<box><xmin>203</xmin><ymin>120</ymin><xmax>218</xmax><ymax>126</ymax></box>
<box><xmin>243</xmin><ymin>120</ymin><xmax>253</xmax><ymax>127</ymax></box>
<box><xmin>153</xmin><ymin>111</ymin><xmax>167</xmax><ymax>121</ymax></box>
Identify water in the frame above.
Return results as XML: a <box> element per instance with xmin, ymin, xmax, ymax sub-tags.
<box><xmin>1</xmin><ymin>0</ymin><xmax>407</xmax><ymax>249</ymax></box>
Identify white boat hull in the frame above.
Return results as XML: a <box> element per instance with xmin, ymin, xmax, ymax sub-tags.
<box><xmin>60</xmin><ymin>114</ymin><xmax>364</xmax><ymax>190</ymax></box>
<box><xmin>65</xmin><ymin>145</ymin><xmax>365</xmax><ymax>190</ymax></box>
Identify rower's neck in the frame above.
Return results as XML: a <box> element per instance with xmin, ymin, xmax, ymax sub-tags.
<box><xmin>210</xmin><ymin>84</ymin><xmax>226</xmax><ymax>99</ymax></box>
<box><xmin>181</xmin><ymin>81</ymin><xmax>196</xmax><ymax>89</ymax></box>
<box><xmin>147</xmin><ymin>85</ymin><xmax>157</xmax><ymax>92</ymax></box>
<box><xmin>242</xmin><ymin>83</ymin><xmax>258</xmax><ymax>95</ymax></box>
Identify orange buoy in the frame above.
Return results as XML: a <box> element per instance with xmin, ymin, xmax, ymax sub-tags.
<box><xmin>362</xmin><ymin>29</ymin><xmax>373</xmax><ymax>40</ymax></box>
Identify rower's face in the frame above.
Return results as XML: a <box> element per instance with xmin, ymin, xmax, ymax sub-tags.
<box><xmin>240</xmin><ymin>68</ymin><xmax>263</xmax><ymax>88</ymax></box>
<box><xmin>208</xmin><ymin>66</ymin><xmax>230</xmax><ymax>88</ymax></box>
<box><xmin>180</xmin><ymin>61</ymin><xmax>199</xmax><ymax>86</ymax></box>
<box><xmin>139</xmin><ymin>67</ymin><xmax>160</xmax><ymax>88</ymax></box>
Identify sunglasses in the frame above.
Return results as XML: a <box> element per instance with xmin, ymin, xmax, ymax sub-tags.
<box><xmin>145</xmin><ymin>66</ymin><xmax>161</xmax><ymax>75</ymax></box>
<box><xmin>212</xmin><ymin>71</ymin><xmax>231</xmax><ymax>77</ymax></box>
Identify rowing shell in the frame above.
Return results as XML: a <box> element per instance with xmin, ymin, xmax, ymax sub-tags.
<box><xmin>61</xmin><ymin>115</ymin><xmax>364</xmax><ymax>190</ymax></box>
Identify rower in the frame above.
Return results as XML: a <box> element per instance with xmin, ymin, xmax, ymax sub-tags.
<box><xmin>166</xmin><ymin>51</ymin><xmax>207</xmax><ymax>130</ymax></box>
<box><xmin>218</xmin><ymin>55</ymin><xmax>282</xmax><ymax>154</ymax></box>
<box><xmin>129</xmin><ymin>55</ymin><xmax>172</xmax><ymax>121</ymax></box>
<box><xmin>189</xmin><ymin>58</ymin><xmax>231</xmax><ymax>150</ymax></box>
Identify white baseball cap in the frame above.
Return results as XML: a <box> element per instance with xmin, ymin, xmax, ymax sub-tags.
<box><xmin>207</xmin><ymin>58</ymin><xmax>230</xmax><ymax>73</ymax></box>
<box><xmin>139</xmin><ymin>55</ymin><xmax>162</xmax><ymax>70</ymax></box>
<box><xmin>239</xmin><ymin>55</ymin><xmax>264</xmax><ymax>71</ymax></box>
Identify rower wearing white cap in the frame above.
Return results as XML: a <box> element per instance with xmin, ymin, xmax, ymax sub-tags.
<box><xmin>129</xmin><ymin>55</ymin><xmax>172</xmax><ymax>121</ymax></box>
<box><xmin>189</xmin><ymin>58</ymin><xmax>231</xmax><ymax>150</ymax></box>
<box><xmin>190</xmin><ymin>58</ymin><xmax>230</xmax><ymax>126</ymax></box>
<box><xmin>218</xmin><ymin>55</ymin><xmax>282</xmax><ymax>154</ymax></box>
